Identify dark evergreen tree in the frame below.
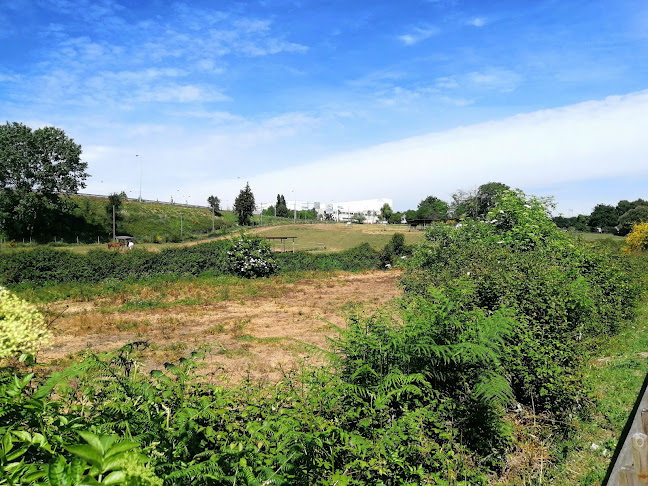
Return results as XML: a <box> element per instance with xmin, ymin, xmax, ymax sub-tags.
<box><xmin>234</xmin><ymin>183</ymin><xmax>256</xmax><ymax>225</ymax></box>
<box><xmin>276</xmin><ymin>194</ymin><xmax>289</xmax><ymax>218</ymax></box>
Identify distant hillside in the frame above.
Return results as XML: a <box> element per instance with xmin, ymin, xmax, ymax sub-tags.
<box><xmin>64</xmin><ymin>196</ymin><xmax>238</xmax><ymax>243</ymax></box>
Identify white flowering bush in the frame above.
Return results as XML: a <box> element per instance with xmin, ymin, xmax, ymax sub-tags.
<box><xmin>227</xmin><ymin>235</ymin><xmax>278</xmax><ymax>278</ymax></box>
<box><xmin>0</xmin><ymin>286</ymin><xmax>50</xmax><ymax>359</ymax></box>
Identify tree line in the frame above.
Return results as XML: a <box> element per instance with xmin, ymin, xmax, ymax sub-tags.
<box><xmin>554</xmin><ymin>199</ymin><xmax>648</xmax><ymax>235</ymax></box>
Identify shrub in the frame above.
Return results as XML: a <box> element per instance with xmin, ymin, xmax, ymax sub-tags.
<box><xmin>227</xmin><ymin>235</ymin><xmax>277</xmax><ymax>278</ymax></box>
<box><xmin>623</xmin><ymin>222</ymin><xmax>648</xmax><ymax>254</ymax></box>
<box><xmin>402</xmin><ymin>190</ymin><xmax>642</xmax><ymax>419</ymax></box>
<box><xmin>0</xmin><ymin>286</ymin><xmax>49</xmax><ymax>359</ymax></box>
<box><xmin>379</xmin><ymin>232</ymin><xmax>409</xmax><ymax>267</ymax></box>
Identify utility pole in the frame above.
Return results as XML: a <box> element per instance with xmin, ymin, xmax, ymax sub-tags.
<box><xmin>112</xmin><ymin>205</ymin><xmax>116</xmax><ymax>239</ymax></box>
<box><xmin>136</xmin><ymin>154</ymin><xmax>142</xmax><ymax>202</ymax></box>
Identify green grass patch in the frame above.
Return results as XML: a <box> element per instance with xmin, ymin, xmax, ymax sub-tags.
<box><xmin>546</xmin><ymin>295</ymin><xmax>648</xmax><ymax>484</ymax></box>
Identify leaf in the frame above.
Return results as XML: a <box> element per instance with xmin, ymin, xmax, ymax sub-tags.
<box><xmin>48</xmin><ymin>455</ymin><xmax>69</xmax><ymax>486</ymax></box>
<box><xmin>101</xmin><ymin>470</ymin><xmax>127</xmax><ymax>485</ymax></box>
<box><xmin>76</xmin><ymin>431</ymin><xmax>106</xmax><ymax>455</ymax></box>
<box><xmin>64</xmin><ymin>444</ymin><xmax>103</xmax><ymax>470</ymax></box>
<box><xmin>103</xmin><ymin>440</ymin><xmax>139</xmax><ymax>459</ymax></box>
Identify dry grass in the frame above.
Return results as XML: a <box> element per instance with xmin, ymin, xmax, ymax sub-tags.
<box><xmin>39</xmin><ymin>270</ymin><xmax>402</xmax><ymax>383</ymax></box>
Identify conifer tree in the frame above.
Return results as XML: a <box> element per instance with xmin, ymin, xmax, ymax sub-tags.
<box><xmin>233</xmin><ymin>183</ymin><xmax>255</xmax><ymax>225</ymax></box>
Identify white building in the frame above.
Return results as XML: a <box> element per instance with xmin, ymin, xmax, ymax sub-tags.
<box><xmin>257</xmin><ymin>198</ymin><xmax>393</xmax><ymax>224</ymax></box>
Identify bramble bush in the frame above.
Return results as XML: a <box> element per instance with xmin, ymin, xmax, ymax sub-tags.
<box><xmin>0</xmin><ymin>242</ymin><xmax>383</xmax><ymax>287</ymax></box>
<box><xmin>402</xmin><ymin>190</ymin><xmax>642</xmax><ymax>420</ymax></box>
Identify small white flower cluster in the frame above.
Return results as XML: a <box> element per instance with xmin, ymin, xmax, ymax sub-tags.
<box><xmin>0</xmin><ymin>286</ymin><xmax>50</xmax><ymax>359</ymax></box>
<box><xmin>227</xmin><ymin>237</ymin><xmax>277</xmax><ymax>278</ymax></box>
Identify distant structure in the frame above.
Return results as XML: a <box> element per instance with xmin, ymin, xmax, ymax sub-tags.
<box><xmin>257</xmin><ymin>198</ymin><xmax>393</xmax><ymax>223</ymax></box>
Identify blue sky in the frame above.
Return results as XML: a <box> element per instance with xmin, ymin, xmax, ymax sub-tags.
<box><xmin>1</xmin><ymin>0</ymin><xmax>647</xmax><ymax>214</ymax></box>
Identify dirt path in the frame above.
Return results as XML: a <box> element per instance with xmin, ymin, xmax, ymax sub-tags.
<box><xmin>40</xmin><ymin>271</ymin><xmax>402</xmax><ymax>382</ymax></box>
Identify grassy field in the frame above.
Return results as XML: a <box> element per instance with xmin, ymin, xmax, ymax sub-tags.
<box><xmin>0</xmin><ymin>221</ymin><xmax>423</xmax><ymax>254</ymax></box>
<box><xmin>248</xmin><ymin>222</ymin><xmax>423</xmax><ymax>251</ymax></box>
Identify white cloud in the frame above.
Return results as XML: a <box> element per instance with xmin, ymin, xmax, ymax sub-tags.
<box><xmin>398</xmin><ymin>26</ymin><xmax>439</xmax><ymax>46</ymax></box>
<box><xmin>82</xmin><ymin>90</ymin><xmax>648</xmax><ymax>213</ymax></box>
<box><xmin>469</xmin><ymin>17</ymin><xmax>487</xmax><ymax>27</ymax></box>
<box><xmin>196</xmin><ymin>90</ymin><xmax>648</xmax><ymax>210</ymax></box>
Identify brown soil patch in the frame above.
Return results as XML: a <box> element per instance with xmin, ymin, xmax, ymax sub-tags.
<box><xmin>39</xmin><ymin>271</ymin><xmax>402</xmax><ymax>383</ymax></box>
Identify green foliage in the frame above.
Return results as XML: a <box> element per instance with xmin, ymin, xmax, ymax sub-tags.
<box><xmin>402</xmin><ymin>189</ymin><xmax>642</xmax><ymax>420</ymax></box>
<box><xmin>416</xmin><ymin>196</ymin><xmax>449</xmax><ymax>220</ymax></box>
<box><xmin>0</xmin><ymin>241</ymin><xmax>233</xmax><ymax>285</ymax></box>
<box><xmin>275</xmin><ymin>243</ymin><xmax>381</xmax><ymax>273</ymax></box>
<box><xmin>275</xmin><ymin>194</ymin><xmax>289</xmax><ymax>218</ymax></box>
<box><xmin>227</xmin><ymin>235</ymin><xmax>277</xmax><ymax>278</ymax></box>
<box><xmin>0</xmin><ymin>122</ymin><xmax>88</xmax><ymax>240</ymax></box>
<box><xmin>0</xmin><ymin>344</ymin><xmax>489</xmax><ymax>485</ymax></box>
<box><xmin>207</xmin><ymin>195</ymin><xmax>220</xmax><ymax>213</ymax></box>
<box><xmin>618</xmin><ymin>205</ymin><xmax>648</xmax><ymax>236</ymax></box>
<box><xmin>379</xmin><ymin>232</ymin><xmax>410</xmax><ymax>268</ymax></box>
<box><xmin>0</xmin><ymin>242</ymin><xmax>385</xmax><ymax>286</ymax></box>
<box><xmin>451</xmin><ymin>182</ymin><xmax>510</xmax><ymax>220</ymax></box>
<box><xmin>379</xmin><ymin>203</ymin><xmax>392</xmax><ymax>222</ymax></box>
<box><xmin>233</xmin><ymin>183</ymin><xmax>256</xmax><ymax>226</ymax></box>
<box><xmin>588</xmin><ymin>203</ymin><xmax>618</xmax><ymax>233</ymax></box>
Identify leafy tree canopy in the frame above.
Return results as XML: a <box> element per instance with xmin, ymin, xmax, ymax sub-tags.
<box><xmin>380</xmin><ymin>203</ymin><xmax>393</xmax><ymax>222</ymax></box>
<box><xmin>619</xmin><ymin>205</ymin><xmax>648</xmax><ymax>235</ymax></box>
<box><xmin>416</xmin><ymin>196</ymin><xmax>449</xmax><ymax>220</ymax></box>
<box><xmin>233</xmin><ymin>182</ymin><xmax>256</xmax><ymax>225</ymax></box>
<box><xmin>0</xmin><ymin>122</ymin><xmax>88</xmax><ymax>239</ymax></box>
<box><xmin>207</xmin><ymin>195</ymin><xmax>221</xmax><ymax>212</ymax></box>
<box><xmin>588</xmin><ymin>203</ymin><xmax>618</xmax><ymax>231</ymax></box>
<box><xmin>452</xmin><ymin>182</ymin><xmax>510</xmax><ymax>219</ymax></box>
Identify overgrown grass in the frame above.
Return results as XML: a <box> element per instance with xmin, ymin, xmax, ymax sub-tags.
<box><xmin>545</xmin><ymin>295</ymin><xmax>648</xmax><ymax>485</ymax></box>
<box><xmin>257</xmin><ymin>223</ymin><xmax>423</xmax><ymax>252</ymax></box>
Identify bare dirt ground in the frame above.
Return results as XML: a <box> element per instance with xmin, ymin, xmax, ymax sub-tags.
<box><xmin>40</xmin><ymin>271</ymin><xmax>402</xmax><ymax>383</ymax></box>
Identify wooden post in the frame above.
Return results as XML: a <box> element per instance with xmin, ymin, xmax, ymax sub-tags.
<box><xmin>620</xmin><ymin>466</ymin><xmax>639</xmax><ymax>486</ymax></box>
<box><xmin>632</xmin><ymin>433</ymin><xmax>648</xmax><ymax>483</ymax></box>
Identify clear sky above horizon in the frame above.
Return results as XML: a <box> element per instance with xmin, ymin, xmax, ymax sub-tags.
<box><xmin>1</xmin><ymin>0</ymin><xmax>647</xmax><ymax>214</ymax></box>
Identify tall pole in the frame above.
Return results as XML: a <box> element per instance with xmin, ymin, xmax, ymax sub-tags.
<box><xmin>212</xmin><ymin>205</ymin><xmax>215</xmax><ymax>232</ymax></box>
<box><xmin>293</xmin><ymin>192</ymin><xmax>297</xmax><ymax>224</ymax></box>
<box><xmin>112</xmin><ymin>205</ymin><xmax>116</xmax><ymax>239</ymax></box>
<box><xmin>136</xmin><ymin>155</ymin><xmax>142</xmax><ymax>202</ymax></box>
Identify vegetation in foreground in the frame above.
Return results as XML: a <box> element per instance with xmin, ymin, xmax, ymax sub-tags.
<box><xmin>1</xmin><ymin>191</ymin><xmax>647</xmax><ymax>485</ymax></box>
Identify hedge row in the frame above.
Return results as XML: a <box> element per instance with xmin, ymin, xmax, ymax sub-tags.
<box><xmin>0</xmin><ymin>241</ymin><xmax>382</xmax><ymax>286</ymax></box>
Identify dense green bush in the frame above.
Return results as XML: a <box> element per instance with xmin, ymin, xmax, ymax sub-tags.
<box><xmin>0</xmin><ymin>242</ymin><xmax>382</xmax><ymax>286</ymax></box>
<box><xmin>0</xmin><ymin>241</ymin><xmax>233</xmax><ymax>285</ymax></box>
<box><xmin>401</xmin><ymin>190</ymin><xmax>642</xmax><ymax>419</ymax></box>
<box><xmin>0</xmin><ymin>347</ymin><xmax>488</xmax><ymax>485</ymax></box>
<box><xmin>275</xmin><ymin>243</ymin><xmax>381</xmax><ymax>273</ymax></box>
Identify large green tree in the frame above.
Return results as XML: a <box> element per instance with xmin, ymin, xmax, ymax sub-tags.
<box><xmin>380</xmin><ymin>203</ymin><xmax>393</xmax><ymax>222</ymax></box>
<box><xmin>233</xmin><ymin>183</ymin><xmax>256</xmax><ymax>225</ymax></box>
<box><xmin>588</xmin><ymin>203</ymin><xmax>618</xmax><ymax>232</ymax></box>
<box><xmin>416</xmin><ymin>196</ymin><xmax>449</xmax><ymax>220</ymax></box>
<box><xmin>0</xmin><ymin>122</ymin><xmax>88</xmax><ymax>239</ymax></box>
<box><xmin>452</xmin><ymin>182</ymin><xmax>510</xmax><ymax>219</ymax></box>
<box><xmin>619</xmin><ymin>205</ymin><xmax>648</xmax><ymax>235</ymax></box>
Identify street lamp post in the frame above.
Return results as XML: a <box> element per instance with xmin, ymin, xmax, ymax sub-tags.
<box><xmin>293</xmin><ymin>190</ymin><xmax>297</xmax><ymax>224</ymax></box>
<box><xmin>136</xmin><ymin>155</ymin><xmax>142</xmax><ymax>202</ymax></box>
